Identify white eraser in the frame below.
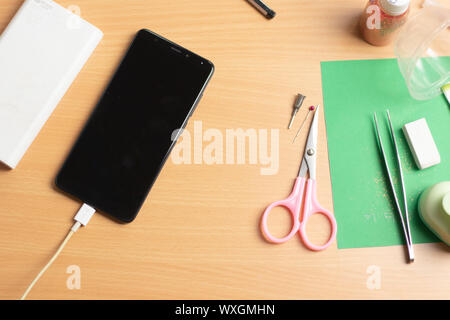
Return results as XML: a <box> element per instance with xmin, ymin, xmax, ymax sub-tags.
<box><xmin>402</xmin><ymin>118</ymin><xmax>440</xmax><ymax>170</ymax></box>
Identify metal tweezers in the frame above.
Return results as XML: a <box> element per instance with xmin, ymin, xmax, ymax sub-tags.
<box><xmin>374</xmin><ymin>110</ymin><xmax>414</xmax><ymax>263</ymax></box>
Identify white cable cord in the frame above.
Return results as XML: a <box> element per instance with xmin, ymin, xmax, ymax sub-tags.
<box><xmin>20</xmin><ymin>204</ymin><xmax>96</xmax><ymax>300</ymax></box>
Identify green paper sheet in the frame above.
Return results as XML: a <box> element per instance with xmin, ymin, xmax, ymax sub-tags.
<box><xmin>321</xmin><ymin>58</ymin><xmax>450</xmax><ymax>249</ymax></box>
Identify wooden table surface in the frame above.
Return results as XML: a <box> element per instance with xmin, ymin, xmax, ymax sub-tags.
<box><xmin>1</xmin><ymin>0</ymin><xmax>449</xmax><ymax>300</ymax></box>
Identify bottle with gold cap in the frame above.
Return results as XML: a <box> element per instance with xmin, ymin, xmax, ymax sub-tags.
<box><xmin>360</xmin><ymin>0</ymin><xmax>410</xmax><ymax>46</ymax></box>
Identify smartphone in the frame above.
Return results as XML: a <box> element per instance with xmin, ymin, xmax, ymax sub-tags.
<box><xmin>56</xmin><ymin>29</ymin><xmax>214</xmax><ymax>223</ymax></box>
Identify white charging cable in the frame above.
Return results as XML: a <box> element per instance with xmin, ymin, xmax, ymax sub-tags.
<box><xmin>20</xmin><ymin>203</ymin><xmax>96</xmax><ymax>300</ymax></box>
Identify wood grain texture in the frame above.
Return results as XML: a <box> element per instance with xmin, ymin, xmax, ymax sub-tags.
<box><xmin>0</xmin><ymin>0</ymin><xmax>449</xmax><ymax>300</ymax></box>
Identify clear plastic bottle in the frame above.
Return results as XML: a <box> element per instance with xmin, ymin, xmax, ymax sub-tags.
<box><xmin>360</xmin><ymin>0</ymin><xmax>410</xmax><ymax>46</ymax></box>
<box><xmin>395</xmin><ymin>4</ymin><xmax>450</xmax><ymax>100</ymax></box>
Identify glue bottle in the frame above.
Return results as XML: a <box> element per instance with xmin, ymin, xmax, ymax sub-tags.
<box><xmin>360</xmin><ymin>0</ymin><xmax>410</xmax><ymax>46</ymax></box>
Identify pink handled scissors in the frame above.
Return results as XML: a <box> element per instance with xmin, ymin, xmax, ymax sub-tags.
<box><xmin>261</xmin><ymin>105</ymin><xmax>337</xmax><ymax>251</ymax></box>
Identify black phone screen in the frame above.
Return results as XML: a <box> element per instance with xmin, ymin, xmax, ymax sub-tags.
<box><xmin>56</xmin><ymin>29</ymin><xmax>214</xmax><ymax>222</ymax></box>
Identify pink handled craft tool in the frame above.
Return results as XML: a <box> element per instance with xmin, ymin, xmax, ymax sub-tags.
<box><xmin>261</xmin><ymin>106</ymin><xmax>337</xmax><ymax>251</ymax></box>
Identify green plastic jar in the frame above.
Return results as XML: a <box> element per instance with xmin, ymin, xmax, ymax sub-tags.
<box><xmin>418</xmin><ymin>182</ymin><xmax>450</xmax><ymax>245</ymax></box>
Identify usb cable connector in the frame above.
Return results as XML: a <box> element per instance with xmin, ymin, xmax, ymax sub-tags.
<box><xmin>20</xmin><ymin>203</ymin><xmax>96</xmax><ymax>300</ymax></box>
<box><xmin>72</xmin><ymin>203</ymin><xmax>96</xmax><ymax>232</ymax></box>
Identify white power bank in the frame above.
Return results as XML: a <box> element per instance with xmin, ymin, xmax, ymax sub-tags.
<box><xmin>0</xmin><ymin>0</ymin><xmax>103</xmax><ymax>169</ymax></box>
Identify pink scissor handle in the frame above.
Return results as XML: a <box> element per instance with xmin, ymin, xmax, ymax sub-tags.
<box><xmin>260</xmin><ymin>178</ymin><xmax>306</xmax><ymax>244</ymax></box>
<box><xmin>299</xmin><ymin>179</ymin><xmax>337</xmax><ymax>251</ymax></box>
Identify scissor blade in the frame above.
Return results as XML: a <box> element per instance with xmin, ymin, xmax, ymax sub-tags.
<box><xmin>298</xmin><ymin>105</ymin><xmax>319</xmax><ymax>179</ymax></box>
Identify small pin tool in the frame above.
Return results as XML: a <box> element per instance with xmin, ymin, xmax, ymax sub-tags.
<box><xmin>293</xmin><ymin>105</ymin><xmax>316</xmax><ymax>143</ymax></box>
<box><xmin>288</xmin><ymin>93</ymin><xmax>306</xmax><ymax>129</ymax></box>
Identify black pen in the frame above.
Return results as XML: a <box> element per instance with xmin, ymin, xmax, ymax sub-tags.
<box><xmin>246</xmin><ymin>0</ymin><xmax>276</xmax><ymax>19</ymax></box>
